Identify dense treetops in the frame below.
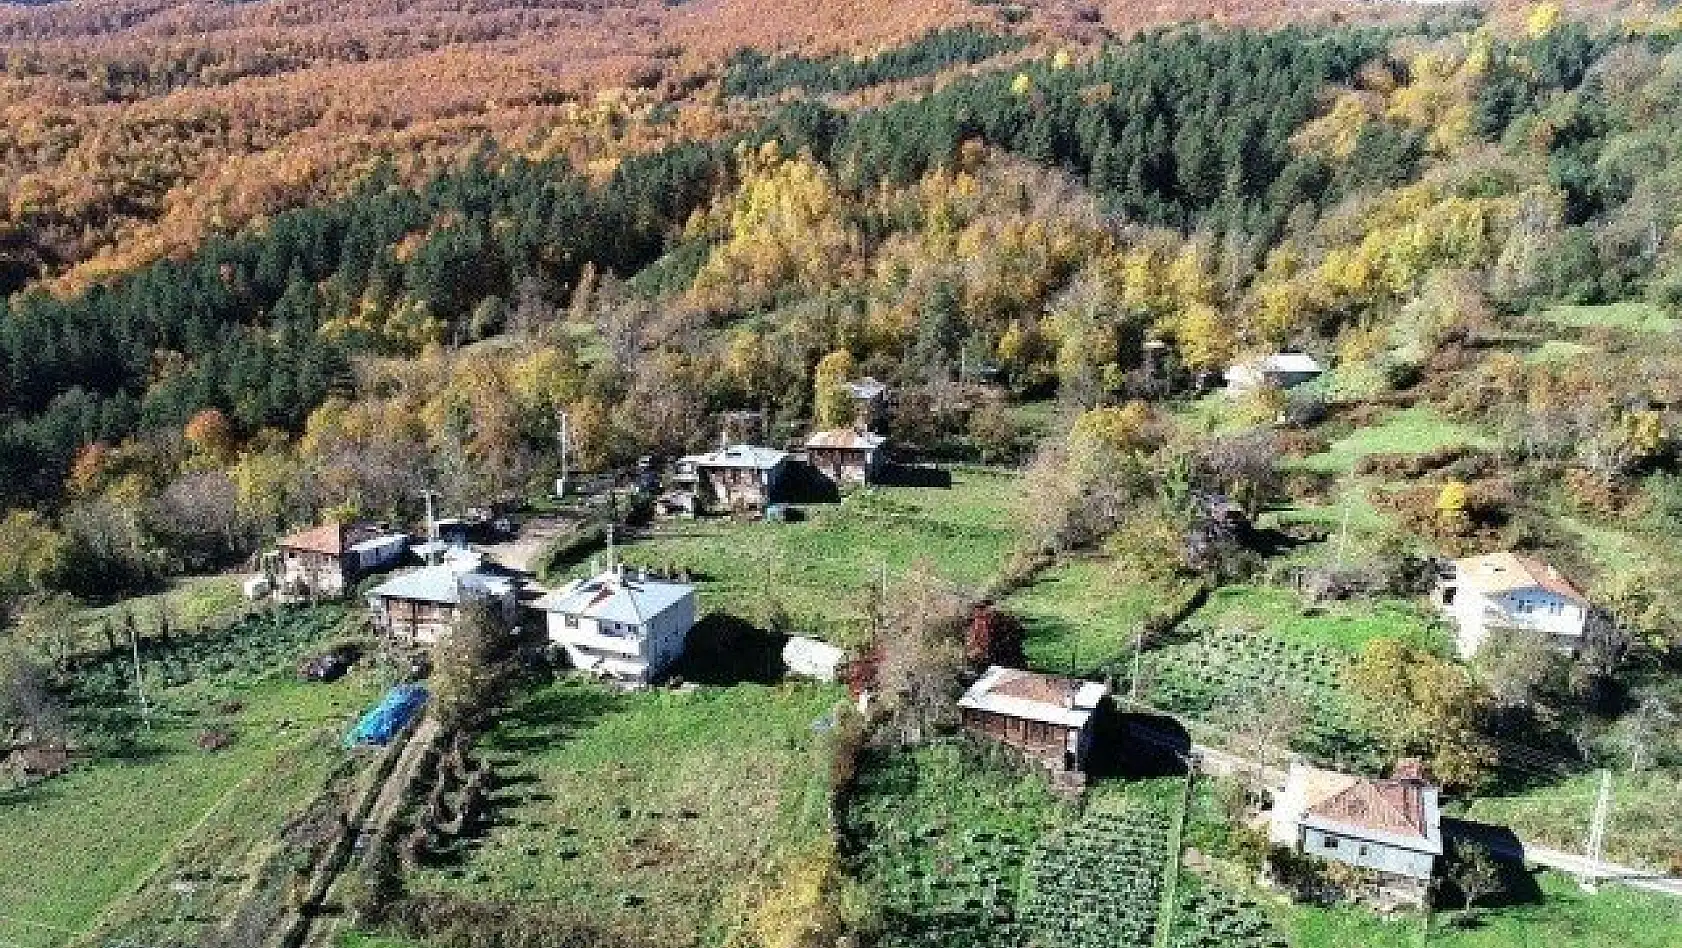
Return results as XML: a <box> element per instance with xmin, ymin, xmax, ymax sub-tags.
<box><xmin>3</xmin><ymin>8</ymin><xmax>1682</xmax><ymax>613</ymax></box>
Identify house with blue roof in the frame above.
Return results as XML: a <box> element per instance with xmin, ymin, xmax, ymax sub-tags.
<box><xmin>534</xmin><ymin>567</ymin><xmax>697</xmax><ymax>684</ymax></box>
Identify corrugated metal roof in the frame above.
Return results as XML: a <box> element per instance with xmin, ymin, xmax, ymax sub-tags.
<box><xmin>369</xmin><ymin>562</ymin><xmax>513</xmax><ymax>606</ymax></box>
<box><xmin>958</xmin><ymin>666</ymin><xmax>1107</xmax><ymax>729</ymax></box>
<box><xmin>804</xmin><ymin>429</ymin><xmax>887</xmax><ymax>450</ymax></box>
<box><xmin>682</xmin><ymin>444</ymin><xmax>789</xmax><ymax>471</ymax></box>
<box><xmin>1278</xmin><ymin>762</ymin><xmax>1443</xmax><ymax>857</ymax></box>
<box><xmin>280</xmin><ymin>522</ymin><xmax>346</xmax><ymax>555</ymax></box>
<box><xmin>533</xmin><ymin>570</ymin><xmax>695</xmax><ymax>625</ymax></box>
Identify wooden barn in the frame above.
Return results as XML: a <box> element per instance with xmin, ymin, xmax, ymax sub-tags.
<box><xmin>958</xmin><ymin>666</ymin><xmax>1109</xmax><ymax>775</ymax></box>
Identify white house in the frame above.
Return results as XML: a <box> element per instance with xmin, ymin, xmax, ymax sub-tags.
<box><xmin>1436</xmin><ymin>552</ymin><xmax>1589</xmax><ymax>659</ymax></box>
<box><xmin>1270</xmin><ymin>761</ymin><xmax>1442</xmax><ymax>907</ymax></box>
<box><xmin>535</xmin><ymin>568</ymin><xmax>697</xmax><ymax>684</ymax></box>
<box><xmin>1224</xmin><ymin>352</ymin><xmax>1324</xmax><ymax>396</ymax></box>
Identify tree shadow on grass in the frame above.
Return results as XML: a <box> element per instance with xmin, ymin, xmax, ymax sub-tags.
<box><xmin>484</xmin><ymin>682</ymin><xmax>621</xmax><ymax>754</ymax></box>
<box><xmin>872</xmin><ymin>464</ymin><xmax>952</xmax><ymax>489</ymax></box>
<box><xmin>666</xmin><ymin>613</ymin><xmax>786</xmax><ymax>686</ymax></box>
<box><xmin>1438</xmin><ymin>818</ymin><xmax>1545</xmax><ymax>913</ymax></box>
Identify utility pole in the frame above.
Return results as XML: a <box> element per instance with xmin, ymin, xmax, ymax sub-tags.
<box><xmin>128</xmin><ymin>619</ymin><xmax>151</xmax><ymax>733</ymax></box>
<box><xmin>1583</xmin><ymin>768</ymin><xmax>1612</xmax><ymax>891</ymax></box>
<box><xmin>1335</xmin><ymin>492</ymin><xmax>1352</xmax><ymax>567</ymax></box>
<box><xmin>1130</xmin><ymin>624</ymin><xmax>1144</xmax><ymax>707</ymax></box>
<box><xmin>555</xmin><ymin>409</ymin><xmax>570</xmax><ymax>499</ymax></box>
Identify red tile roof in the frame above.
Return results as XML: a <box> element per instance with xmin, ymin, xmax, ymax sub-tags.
<box><xmin>1308</xmin><ymin>777</ymin><xmax>1431</xmax><ymax>840</ymax></box>
<box><xmin>279</xmin><ymin>522</ymin><xmax>346</xmax><ymax>556</ymax></box>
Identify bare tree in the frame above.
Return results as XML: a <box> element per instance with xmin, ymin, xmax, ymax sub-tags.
<box><xmin>0</xmin><ymin>642</ymin><xmax>61</xmax><ymax>740</ymax></box>
<box><xmin>874</xmin><ymin>564</ymin><xmax>967</xmax><ymax>745</ymax></box>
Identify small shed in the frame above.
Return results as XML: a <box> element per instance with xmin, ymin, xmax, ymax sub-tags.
<box><xmin>804</xmin><ymin>429</ymin><xmax>887</xmax><ymax>486</ymax></box>
<box><xmin>958</xmin><ymin>666</ymin><xmax>1108</xmax><ymax>773</ymax></box>
<box><xmin>1224</xmin><ymin>353</ymin><xmax>1324</xmax><ymax>396</ymax></box>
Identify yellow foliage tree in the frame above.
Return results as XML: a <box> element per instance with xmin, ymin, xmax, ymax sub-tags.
<box><xmin>812</xmin><ymin>349</ymin><xmax>857</xmax><ymax>429</ymax></box>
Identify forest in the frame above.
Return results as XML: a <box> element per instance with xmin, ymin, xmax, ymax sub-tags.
<box><xmin>9</xmin><ymin>3</ymin><xmax>1682</xmax><ymax>947</ymax></box>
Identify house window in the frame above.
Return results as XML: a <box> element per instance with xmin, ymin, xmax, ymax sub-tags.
<box><xmin>1323</xmin><ymin>837</ymin><xmax>1339</xmax><ymax>850</ymax></box>
<box><xmin>564</xmin><ymin>615</ymin><xmax>579</xmax><ymax>629</ymax></box>
<box><xmin>625</xmin><ymin>624</ymin><xmax>640</xmax><ymax>638</ymax></box>
<box><xmin>1549</xmin><ymin>601</ymin><xmax>1563</xmax><ymax>616</ymax></box>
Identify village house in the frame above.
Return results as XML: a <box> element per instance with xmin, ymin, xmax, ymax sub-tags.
<box><xmin>271</xmin><ymin>522</ymin><xmax>408</xmax><ymax>600</ymax></box>
<box><xmin>958</xmin><ymin>666</ymin><xmax>1109</xmax><ymax>777</ymax></box>
<box><xmin>366</xmin><ymin>551</ymin><xmax>521</xmax><ymax>646</ymax></box>
<box><xmin>674</xmin><ymin>444</ymin><xmax>790</xmax><ymax>513</ymax></box>
<box><xmin>804</xmin><ymin>428</ymin><xmax>887</xmax><ymax>487</ymax></box>
<box><xmin>1269</xmin><ymin>760</ymin><xmax>1443</xmax><ymax>908</ymax></box>
<box><xmin>1224</xmin><ymin>352</ymin><xmax>1324</xmax><ymax>396</ymax></box>
<box><xmin>846</xmin><ymin>377</ymin><xmax>889</xmax><ymax>430</ymax></box>
<box><xmin>1435</xmin><ymin>552</ymin><xmax>1589</xmax><ymax>659</ymax></box>
<box><xmin>534</xmin><ymin>566</ymin><xmax>697</xmax><ymax>684</ymax></box>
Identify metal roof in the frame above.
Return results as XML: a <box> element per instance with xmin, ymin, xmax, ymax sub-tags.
<box><xmin>1451</xmin><ymin>552</ymin><xmax>1585</xmax><ymax>603</ymax></box>
<box><xmin>804</xmin><ymin>429</ymin><xmax>887</xmax><ymax>451</ymax></box>
<box><xmin>958</xmin><ymin>666</ymin><xmax>1107</xmax><ymax>729</ymax></box>
<box><xmin>1276</xmin><ymin>762</ymin><xmax>1444</xmax><ymax>858</ymax></box>
<box><xmin>368</xmin><ymin>562</ymin><xmax>514</xmax><ymax>606</ymax></box>
<box><xmin>533</xmin><ymin>570</ymin><xmax>695</xmax><ymax>625</ymax></box>
<box><xmin>682</xmin><ymin>444</ymin><xmax>789</xmax><ymax>471</ymax></box>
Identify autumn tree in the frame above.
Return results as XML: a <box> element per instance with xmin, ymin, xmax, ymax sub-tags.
<box><xmin>1348</xmin><ymin>637</ymin><xmax>1494</xmax><ymax>789</ymax></box>
<box><xmin>812</xmin><ymin>349</ymin><xmax>857</xmax><ymax>429</ymax></box>
<box><xmin>431</xmin><ymin>598</ymin><xmax>514</xmax><ymax>734</ymax></box>
<box><xmin>874</xmin><ymin>563</ymin><xmax>967</xmax><ymax>744</ymax></box>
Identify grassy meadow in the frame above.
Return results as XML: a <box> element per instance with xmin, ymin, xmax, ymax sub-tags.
<box><xmin>0</xmin><ymin>607</ymin><xmax>382</xmax><ymax>948</ymax></box>
<box><xmin>618</xmin><ymin>467</ymin><xmax>1023</xmax><ymax>646</ymax></box>
<box><xmin>407</xmin><ymin>678</ymin><xmax>844</xmax><ymax>945</ymax></box>
<box><xmin>1002</xmin><ymin>557</ymin><xmax>1174</xmax><ymax>677</ymax></box>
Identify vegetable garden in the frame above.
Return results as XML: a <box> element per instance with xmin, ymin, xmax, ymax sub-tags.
<box><xmin>1018</xmin><ymin>806</ymin><xmax>1174</xmax><ymax>948</ymax></box>
<box><xmin>1139</xmin><ymin>625</ymin><xmax>1386</xmax><ymax>772</ymax></box>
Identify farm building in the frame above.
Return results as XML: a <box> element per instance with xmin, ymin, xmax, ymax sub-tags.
<box><xmin>958</xmin><ymin>666</ymin><xmax>1109</xmax><ymax>775</ymax></box>
<box><xmin>804</xmin><ymin>429</ymin><xmax>887</xmax><ymax>486</ymax></box>
<box><xmin>272</xmin><ymin>522</ymin><xmax>407</xmax><ymax>600</ymax></box>
<box><xmin>534</xmin><ymin>566</ymin><xmax>697</xmax><ymax>684</ymax></box>
<box><xmin>1435</xmin><ymin>552</ymin><xmax>1589</xmax><ymax>658</ymax></box>
<box><xmin>845</xmin><ymin>377</ymin><xmax>889</xmax><ymax>430</ymax></box>
<box><xmin>674</xmin><ymin>444</ymin><xmax>790</xmax><ymax>513</ymax></box>
<box><xmin>1269</xmin><ymin>760</ymin><xmax>1443</xmax><ymax>907</ymax></box>
<box><xmin>1224</xmin><ymin>352</ymin><xmax>1324</xmax><ymax>396</ymax></box>
<box><xmin>366</xmin><ymin>551</ymin><xmax>521</xmax><ymax>646</ymax></box>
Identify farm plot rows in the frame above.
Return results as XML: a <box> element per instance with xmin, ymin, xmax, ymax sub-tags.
<box><xmin>1168</xmin><ymin>878</ymin><xmax>1287</xmax><ymax>948</ymax></box>
<box><xmin>1018</xmin><ymin>807</ymin><xmax>1173</xmax><ymax>948</ymax></box>
<box><xmin>1140</xmin><ymin>625</ymin><xmax>1386</xmax><ymax>772</ymax></box>
<box><xmin>844</xmin><ymin>742</ymin><xmax>1066</xmax><ymax>948</ymax></box>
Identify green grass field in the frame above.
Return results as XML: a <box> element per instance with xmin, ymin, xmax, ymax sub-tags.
<box><xmin>408</xmin><ymin>678</ymin><xmax>843</xmax><ymax>945</ymax></box>
<box><xmin>618</xmin><ymin>468</ymin><xmax>1023</xmax><ymax>645</ymax></box>
<box><xmin>1295</xmin><ymin>406</ymin><xmax>1491</xmax><ymax>476</ymax></box>
<box><xmin>1541</xmin><ymin>302</ymin><xmax>1679</xmax><ymax>335</ymax></box>
<box><xmin>0</xmin><ymin>676</ymin><xmax>378</xmax><ymax>948</ymax></box>
<box><xmin>0</xmin><ymin>603</ymin><xmax>381</xmax><ymax>948</ymax></box>
<box><xmin>1285</xmin><ymin>871</ymin><xmax>1682</xmax><ymax>948</ymax></box>
<box><xmin>1459</xmin><ymin>771</ymin><xmax>1682</xmax><ymax>874</ymax></box>
<box><xmin>1002</xmin><ymin>557</ymin><xmax>1177</xmax><ymax>677</ymax></box>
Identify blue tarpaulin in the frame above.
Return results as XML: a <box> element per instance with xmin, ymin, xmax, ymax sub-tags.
<box><xmin>345</xmin><ymin>684</ymin><xmax>428</xmax><ymax>747</ymax></box>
